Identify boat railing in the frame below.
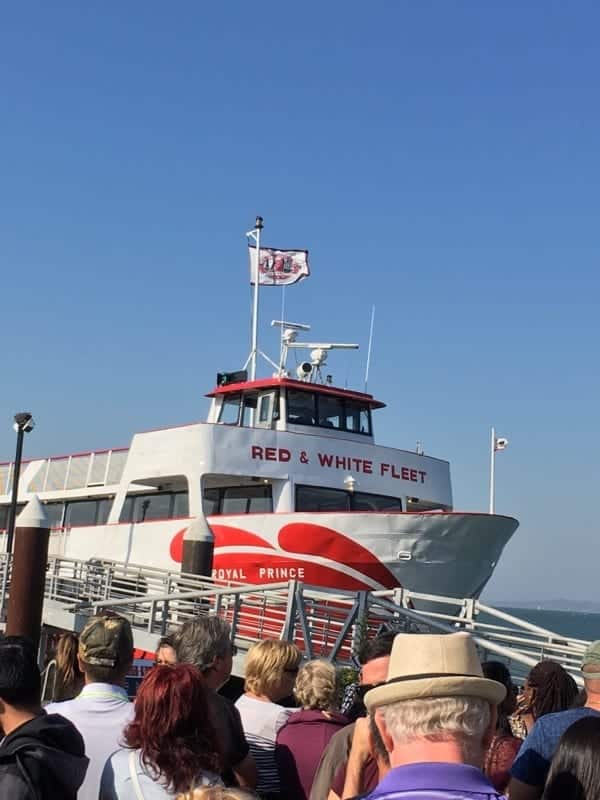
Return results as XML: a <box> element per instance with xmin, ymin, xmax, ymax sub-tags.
<box><xmin>0</xmin><ymin>447</ymin><xmax>129</xmax><ymax>495</ymax></box>
<box><xmin>0</xmin><ymin>553</ymin><xmax>589</xmax><ymax>684</ymax></box>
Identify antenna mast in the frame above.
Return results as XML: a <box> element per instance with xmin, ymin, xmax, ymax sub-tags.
<box><xmin>364</xmin><ymin>305</ymin><xmax>376</xmax><ymax>392</ymax></box>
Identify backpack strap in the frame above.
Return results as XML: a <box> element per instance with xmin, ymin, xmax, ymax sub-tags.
<box><xmin>128</xmin><ymin>750</ymin><xmax>146</xmax><ymax>800</ymax></box>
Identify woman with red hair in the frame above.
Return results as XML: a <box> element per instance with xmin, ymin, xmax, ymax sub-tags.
<box><xmin>100</xmin><ymin>663</ymin><xmax>222</xmax><ymax>799</ymax></box>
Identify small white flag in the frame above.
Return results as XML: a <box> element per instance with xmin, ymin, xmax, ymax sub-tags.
<box><xmin>249</xmin><ymin>246</ymin><xmax>310</xmax><ymax>286</ymax></box>
<box><xmin>494</xmin><ymin>437</ymin><xmax>508</xmax><ymax>451</ymax></box>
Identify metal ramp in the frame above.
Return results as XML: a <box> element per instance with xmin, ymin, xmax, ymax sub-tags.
<box><xmin>0</xmin><ymin>554</ymin><xmax>589</xmax><ymax>685</ymax></box>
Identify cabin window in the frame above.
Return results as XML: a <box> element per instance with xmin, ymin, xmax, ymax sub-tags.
<box><xmin>295</xmin><ymin>485</ymin><xmax>401</xmax><ymax>512</ymax></box>
<box><xmin>287</xmin><ymin>390</ymin><xmax>316</xmax><ymax>426</ymax></box>
<box><xmin>43</xmin><ymin>501</ymin><xmax>65</xmax><ymax>529</ymax></box>
<box><xmin>172</xmin><ymin>491</ymin><xmax>189</xmax><ymax>518</ymax></box>
<box><xmin>240</xmin><ymin>394</ymin><xmax>258</xmax><ymax>427</ymax></box>
<box><xmin>202</xmin><ymin>485</ymin><xmax>273</xmax><ymax>515</ymax></box>
<box><xmin>318</xmin><ymin>395</ymin><xmax>343</xmax><ymax>430</ymax></box>
<box><xmin>119</xmin><ymin>490</ymin><xmax>189</xmax><ymax>523</ymax></box>
<box><xmin>65</xmin><ymin>499</ymin><xmax>100</xmax><ymax>527</ymax></box>
<box><xmin>0</xmin><ymin>504</ymin><xmax>29</xmax><ymax>530</ymax></box>
<box><xmin>345</xmin><ymin>400</ymin><xmax>372</xmax><ymax>436</ymax></box>
<box><xmin>218</xmin><ymin>394</ymin><xmax>242</xmax><ymax>425</ymax></box>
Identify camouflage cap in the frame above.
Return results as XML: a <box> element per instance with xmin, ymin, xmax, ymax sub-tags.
<box><xmin>582</xmin><ymin>640</ymin><xmax>600</xmax><ymax>679</ymax></box>
<box><xmin>78</xmin><ymin>614</ymin><xmax>133</xmax><ymax>668</ymax></box>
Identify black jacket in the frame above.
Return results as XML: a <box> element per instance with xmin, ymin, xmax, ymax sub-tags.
<box><xmin>0</xmin><ymin>712</ymin><xmax>88</xmax><ymax>799</ymax></box>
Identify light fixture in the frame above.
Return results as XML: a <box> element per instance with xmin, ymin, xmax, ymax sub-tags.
<box><xmin>344</xmin><ymin>475</ymin><xmax>357</xmax><ymax>493</ymax></box>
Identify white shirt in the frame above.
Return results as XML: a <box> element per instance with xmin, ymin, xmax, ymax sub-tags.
<box><xmin>47</xmin><ymin>682</ymin><xmax>134</xmax><ymax>800</ymax></box>
<box><xmin>235</xmin><ymin>694</ymin><xmax>292</xmax><ymax>795</ymax></box>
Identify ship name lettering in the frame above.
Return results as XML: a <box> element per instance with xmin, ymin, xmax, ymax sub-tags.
<box><xmin>212</xmin><ymin>568</ymin><xmax>248</xmax><ymax>581</ymax></box>
<box><xmin>251</xmin><ymin>445</ymin><xmax>291</xmax><ymax>462</ymax></box>
<box><xmin>380</xmin><ymin>463</ymin><xmax>427</xmax><ymax>483</ymax></box>
<box><xmin>259</xmin><ymin>566</ymin><xmax>305</xmax><ymax>579</ymax></box>
<box><xmin>317</xmin><ymin>453</ymin><xmax>373</xmax><ymax>474</ymax></box>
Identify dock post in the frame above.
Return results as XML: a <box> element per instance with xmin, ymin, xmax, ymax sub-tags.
<box><xmin>5</xmin><ymin>496</ymin><xmax>49</xmax><ymax>650</ymax></box>
<box><xmin>182</xmin><ymin>515</ymin><xmax>214</xmax><ymax>579</ymax></box>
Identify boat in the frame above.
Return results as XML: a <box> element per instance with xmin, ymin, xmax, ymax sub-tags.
<box><xmin>0</xmin><ymin>225</ymin><xmax>519</xmax><ymax>599</ymax></box>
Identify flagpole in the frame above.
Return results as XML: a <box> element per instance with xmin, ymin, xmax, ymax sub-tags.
<box><xmin>250</xmin><ymin>215</ymin><xmax>263</xmax><ymax>381</ymax></box>
<box><xmin>489</xmin><ymin>426</ymin><xmax>495</xmax><ymax>514</ymax></box>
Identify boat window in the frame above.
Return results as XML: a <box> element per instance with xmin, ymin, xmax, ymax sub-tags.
<box><xmin>97</xmin><ymin>498</ymin><xmax>112</xmax><ymax>525</ymax></box>
<box><xmin>240</xmin><ymin>394</ymin><xmax>258</xmax><ymax>427</ymax></box>
<box><xmin>218</xmin><ymin>393</ymin><xmax>242</xmax><ymax>425</ymax></box>
<box><xmin>287</xmin><ymin>390</ymin><xmax>316</xmax><ymax>426</ymax></box>
<box><xmin>345</xmin><ymin>400</ymin><xmax>372</xmax><ymax>436</ymax></box>
<box><xmin>43</xmin><ymin>501</ymin><xmax>66</xmax><ymax>528</ymax></box>
<box><xmin>65</xmin><ymin>499</ymin><xmax>101</xmax><ymax>527</ymax></box>
<box><xmin>0</xmin><ymin>504</ymin><xmax>26</xmax><ymax>530</ymax></box>
<box><xmin>172</xmin><ymin>491</ymin><xmax>189</xmax><ymax>518</ymax></box>
<box><xmin>203</xmin><ymin>485</ymin><xmax>273</xmax><ymax>515</ymax></box>
<box><xmin>295</xmin><ymin>485</ymin><xmax>350</xmax><ymax>512</ymax></box>
<box><xmin>318</xmin><ymin>395</ymin><xmax>343</xmax><ymax>430</ymax></box>
<box><xmin>351</xmin><ymin>492</ymin><xmax>402</xmax><ymax>512</ymax></box>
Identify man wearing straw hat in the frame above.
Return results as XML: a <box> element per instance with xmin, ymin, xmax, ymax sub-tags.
<box><xmin>362</xmin><ymin>631</ymin><xmax>507</xmax><ymax>799</ymax></box>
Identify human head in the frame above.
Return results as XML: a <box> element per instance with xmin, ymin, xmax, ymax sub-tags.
<box><xmin>365</xmin><ymin>633</ymin><xmax>505</xmax><ymax>768</ymax></box>
<box><xmin>581</xmin><ymin>640</ymin><xmax>600</xmax><ymax>699</ymax></box>
<box><xmin>0</xmin><ymin>635</ymin><xmax>41</xmax><ymax>710</ymax></box>
<box><xmin>156</xmin><ymin>636</ymin><xmax>177</xmax><ymax>666</ymax></box>
<box><xmin>294</xmin><ymin>660</ymin><xmax>338</xmax><ymax>711</ymax></box>
<box><xmin>124</xmin><ymin>664</ymin><xmax>220</xmax><ymax>794</ymax></box>
<box><xmin>244</xmin><ymin>639</ymin><xmax>301</xmax><ymax>702</ymax></box>
<box><xmin>542</xmin><ymin>716</ymin><xmax>600</xmax><ymax>800</ymax></box>
<box><xmin>173</xmin><ymin>615</ymin><xmax>235</xmax><ymax>690</ymax></box>
<box><xmin>358</xmin><ymin>631</ymin><xmax>395</xmax><ymax>686</ymax></box>
<box><xmin>482</xmin><ymin>661</ymin><xmax>517</xmax><ymax>729</ymax></box>
<box><xmin>523</xmin><ymin>660</ymin><xmax>578</xmax><ymax>721</ymax></box>
<box><xmin>77</xmin><ymin>613</ymin><xmax>133</xmax><ymax>685</ymax></box>
<box><xmin>176</xmin><ymin>788</ymin><xmax>258</xmax><ymax>800</ymax></box>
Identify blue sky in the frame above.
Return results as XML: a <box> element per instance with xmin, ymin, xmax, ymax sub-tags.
<box><xmin>1</xmin><ymin>1</ymin><xmax>599</xmax><ymax>604</ymax></box>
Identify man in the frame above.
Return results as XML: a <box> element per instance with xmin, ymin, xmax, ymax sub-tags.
<box><xmin>363</xmin><ymin>631</ymin><xmax>507</xmax><ymax>799</ymax></box>
<box><xmin>310</xmin><ymin>631</ymin><xmax>395</xmax><ymax>800</ymax></box>
<box><xmin>509</xmin><ymin>641</ymin><xmax>600</xmax><ymax>800</ymax></box>
<box><xmin>173</xmin><ymin>615</ymin><xmax>257</xmax><ymax>788</ymax></box>
<box><xmin>0</xmin><ymin>635</ymin><xmax>88</xmax><ymax>798</ymax></box>
<box><xmin>46</xmin><ymin>614</ymin><xmax>134</xmax><ymax>800</ymax></box>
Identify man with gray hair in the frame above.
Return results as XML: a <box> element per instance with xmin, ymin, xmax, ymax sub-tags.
<box><xmin>172</xmin><ymin>615</ymin><xmax>257</xmax><ymax>789</ymax></box>
<box><xmin>362</xmin><ymin>631</ymin><xmax>507</xmax><ymax>800</ymax></box>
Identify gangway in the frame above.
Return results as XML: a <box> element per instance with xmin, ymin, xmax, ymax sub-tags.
<box><xmin>0</xmin><ymin>554</ymin><xmax>590</xmax><ymax>686</ymax></box>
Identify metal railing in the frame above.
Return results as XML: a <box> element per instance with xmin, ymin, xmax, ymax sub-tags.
<box><xmin>0</xmin><ymin>553</ymin><xmax>590</xmax><ymax>684</ymax></box>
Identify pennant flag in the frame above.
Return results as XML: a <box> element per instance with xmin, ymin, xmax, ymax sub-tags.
<box><xmin>494</xmin><ymin>436</ymin><xmax>508</xmax><ymax>451</ymax></box>
<box><xmin>249</xmin><ymin>246</ymin><xmax>310</xmax><ymax>286</ymax></box>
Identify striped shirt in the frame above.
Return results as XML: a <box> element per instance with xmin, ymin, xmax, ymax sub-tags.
<box><xmin>235</xmin><ymin>694</ymin><xmax>292</xmax><ymax>795</ymax></box>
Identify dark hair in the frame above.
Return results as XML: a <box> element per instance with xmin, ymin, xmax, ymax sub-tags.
<box><xmin>157</xmin><ymin>636</ymin><xmax>175</xmax><ymax>651</ymax></box>
<box><xmin>528</xmin><ymin>660</ymin><xmax>578</xmax><ymax>720</ymax></box>
<box><xmin>543</xmin><ymin>716</ymin><xmax>600</xmax><ymax>800</ymax></box>
<box><xmin>482</xmin><ymin>661</ymin><xmax>515</xmax><ymax>735</ymax></box>
<box><xmin>123</xmin><ymin>664</ymin><xmax>220</xmax><ymax>793</ymax></box>
<box><xmin>369</xmin><ymin>713</ymin><xmax>390</xmax><ymax>766</ymax></box>
<box><xmin>0</xmin><ymin>635</ymin><xmax>41</xmax><ymax>708</ymax></box>
<box><xmin>358</xmin><ymin>632</ymin><xmax>395</xmax><ymax>666</ymax></box>
<box><xmin>53</xmin><ymin>633</ymin><xmax>84</xmax><ymax>701</ymax></box>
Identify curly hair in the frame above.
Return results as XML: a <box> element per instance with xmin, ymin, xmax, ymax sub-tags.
<box><xmin>294</xmin><ymin>660</ymin><xmax>338</xmax><ymax>711</ymax></box>
<box><xmin>527</xmin><ymin>660</ymin><xmax>578</xmax><ymax>720</ymax></box>
<box><xmin>123</xmin><ymin>664</ymin><xmax>220</xmax><ymax>793</ymax></box>
<box><xmin>244</xmin><ymin>639</ymin><xmax>301</xmax><ymax>697</ymax></box>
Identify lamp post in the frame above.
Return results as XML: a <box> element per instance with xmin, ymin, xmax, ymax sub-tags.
<box><xmin>6</xmin><ymin>412</ymin><xmax>35</xmax><ymax>554</ymax></box>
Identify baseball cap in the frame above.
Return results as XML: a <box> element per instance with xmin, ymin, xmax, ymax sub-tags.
<box><xmin>78</xmin><ymin>614</ymin><xmax>133</xmax><ymax>668</ymax></box>
<box><xmin>582</xmin><ymin>641</ymin><xmax>600</xmax><ymax>679</ymax></box>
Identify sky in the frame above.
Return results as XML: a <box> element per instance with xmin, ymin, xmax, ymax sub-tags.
<box><xmin>1</xmin><ymin>1</ymin><xmax>599</xmax><ymax>605</ymax></box>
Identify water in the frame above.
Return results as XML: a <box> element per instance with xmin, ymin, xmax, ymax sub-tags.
<box><xmin>499</xmin><ymin>607</ymin><xmax>600</xmax><ymax>643</ymax></box>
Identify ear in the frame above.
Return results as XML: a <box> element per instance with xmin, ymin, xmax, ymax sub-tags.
<box><xmin>375</xmin><ymin>708</ymin><xmax>394</xmax><ymax>755</ymax></box>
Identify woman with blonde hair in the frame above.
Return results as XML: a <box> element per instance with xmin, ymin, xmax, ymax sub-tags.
<box><xmin>276</xmin><ymin>659</ymin><xmax>348</xmax><ymax>800</ymax></box>
<box><xmin>235</xmin><ymin>639</ymin><xmax>301</xmax><ymax>799</ymax></box>
<box><xmin>52</xmin><ymin>632</ymin><xmax>85</xmax><ymax>701</ymax></box>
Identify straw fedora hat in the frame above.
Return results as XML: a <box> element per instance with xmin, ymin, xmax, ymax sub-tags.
<box><xmin>364</xmin><ymin>632</ymin><xmax>506</xmax><ymax>711</ymax></box>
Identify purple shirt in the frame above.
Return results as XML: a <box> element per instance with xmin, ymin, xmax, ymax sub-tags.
<box><xmin>365</xmin><ymin>762</ymin><xmax>507</xmax><ymax>800</ymax></box>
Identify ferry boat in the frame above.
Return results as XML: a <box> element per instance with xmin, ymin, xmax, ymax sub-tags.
<box><xmin>0</xmin><ymin>227</ymin><xmax>519</xmax><ymax>599</ymax></box>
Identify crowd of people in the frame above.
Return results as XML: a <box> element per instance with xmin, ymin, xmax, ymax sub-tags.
<box><xmin>0</xmin><ymin>612</ymin><xmax>599</xmax><ymax>800</ymax></box>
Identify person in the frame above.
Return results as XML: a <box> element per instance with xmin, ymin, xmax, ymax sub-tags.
<box><xmin>362</xmin><ymin>631</ymin><xmax>508</xmax><ymax>800</ymax></box>
<box><xmin>46</xmin><ymin>613</ymin><xmax>135</xmax><ymax>800</ymax></box>
<box><xmin>177</xmin><ymin>789</ymin><xmax>259</xmax><ymax>800</ymax></box>
<box><xmin>481</xmin><ymin>661</ymin><xmax>521</xmax><ymax>792</ymax></box>
<box><xmin>337</xmin><ymin>713</ymin><xmax>391</xmax><ymax>800</ymax></box>
<box><xmin>100</xmin><ymin>663</ymin><xmax>222</xmax><ymax>798</ymax></box>
<box><xmin>0</xmin><ymin>635</ymin><xmax>89</xmax><ymax>799</ymax></box>
<box><xmin>236</xmin><ymin>639</ymin><xmax>302</xmax><ymax>798</ymax></box>
<box><xmin>276</xmin><ymin>659</ymin><xmax>349</xmax><ymax>800</ymax></box>
<box><xmin>173</xmin><ymin>615</ymin><xmax>257</xmax><ymax>789</ymax></box>
<box><xmin>310</xmin><ymin>631</ymin><xmax>395</xmax><ymax>800</ymax></box>
<box><xmin>509</xmin><ymin>641</ymin><xmax>600</xmax><ymax>800</ymax></box>
<box><xmin>51</xmin><ymin>632</ymin><xmax>85</xmax><ymax>701</ymax></box>
<box><xmin>542</xmin><ymin>715</ymin><xmax>600</xmax><ymax>800</ymax></box>
<box><xmin>156</xmin><ymin>636</ymin><xmax>177</xmax><ymax>666</ymax></box>
<box><xmin>510</xmin><ymin>660</ymin><xmax>578</xmax><ymax>739</ymax></box>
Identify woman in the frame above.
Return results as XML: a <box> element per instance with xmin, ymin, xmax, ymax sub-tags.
<box><xmin>155</xmin><ymin>636</ymin><xmax>177</xmax><ymax>666</ymax></box>
<box><xmin>481</xmin><ymin>661</ymin><xmax>521</xmax><ymax>792</ymax></box>
<box><xmin>510</xmin><ymin>660</ymin><xmax>578</xmax><ymax>739</ymax></box>
<box><xmin>543</xmin><ymin>715</ymin><xmax>600</xmax><ymax>800</ymax></box>
<box><xmin>177</xmin><ymin>790</ymin><xmax>258</xmax><ymax>800</ymax></box>
<box><xmin>235</xmin><ymin>639</ymin><xmax>301</xmax><ymax>799</ymax></box>
<box><xmin>276</xmin><ymin>660</ymin><xmax>348</xmax><ymax>800</ymax></box>
<box><xmin>100</xmin><ymin>664</ymin><xmax>222</xmax><ymax>799</ymax></box>
<box><xmin>52</xmin><ymin>632</ymin><xmax>85</xmax><ymax>701</ymax></box>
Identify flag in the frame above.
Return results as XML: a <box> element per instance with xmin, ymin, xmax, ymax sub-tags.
<box><xmin>249</xmin><ymin>246</ymin><xmax>310</xmax><ymax>286</ymax></box>
<box><xmin>494</xmin><ymin>436</ymin><xmax>508</xmax><ymax>451</ymax></box>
